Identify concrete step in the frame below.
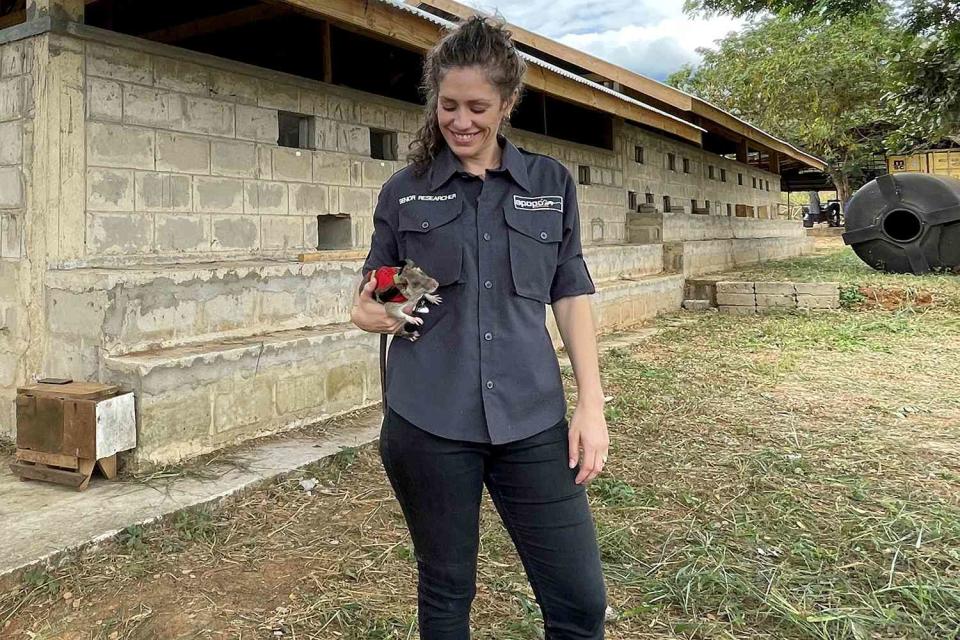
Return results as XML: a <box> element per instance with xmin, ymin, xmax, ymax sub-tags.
<box><xmin>101</xmin><ymin>322</ymin><xmax>380</xmax><ymax>469</ymax></box>
<box><xmin>682</xmin><ymin>299</ymin><xmax>714</xmax><ymax>311</ymax></box>
<box><xmin>44</xmin><ymin>253</ymin><xmax>368</xmax><ymax>378</ymax></box>
<box><xmin>548</xmin><ymin>273</ymin><xmax>684</xmax><ymax>342</ymax></box>
<box><xmin>582</xmin><ymin>243</ymin><xmax>664</xmax><ymax>281</ymax></box>
<box><xmin>44</xmin><ymin>246</ymin><xmax>666</xmax><ymax>383</ymax></box>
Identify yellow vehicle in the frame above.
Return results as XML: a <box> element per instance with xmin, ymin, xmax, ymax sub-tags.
<box><xmin>887</xmin><ymin>149</ymin><xmax>960</xmax><ymax>180</ymax></box>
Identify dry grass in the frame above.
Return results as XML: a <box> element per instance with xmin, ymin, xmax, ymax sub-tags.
<box><xmin>2</xmin><ymin>244</ymin><xmax>959</xmax><ymax>639</ymax></box>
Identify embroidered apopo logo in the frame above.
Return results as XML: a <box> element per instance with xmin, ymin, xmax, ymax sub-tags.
<box><xmin>513</xmin><ymin>195</ymin><xmax>563</xmax><ymax>212</ymax></box>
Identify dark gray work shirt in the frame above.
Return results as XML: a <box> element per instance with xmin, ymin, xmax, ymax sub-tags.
<box><xmin>361</xmin><ymin>137</ymin><xmax>595</xmax><ymax>444</ymax></box>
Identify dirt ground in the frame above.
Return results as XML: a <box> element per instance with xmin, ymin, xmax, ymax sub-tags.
<box><xmin>2</xmin><ymin>243</ymin><xmax>959</xmax><ymax>639</ymax></box>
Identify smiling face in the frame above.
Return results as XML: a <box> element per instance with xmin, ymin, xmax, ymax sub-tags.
<box><xmin>437</xmin><ymin>65</ymin><xmax>515</xmax><ymax>168</ymax></box>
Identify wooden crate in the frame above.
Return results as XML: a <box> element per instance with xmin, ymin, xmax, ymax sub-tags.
<box><xmin>11</xmin><ymin>380</ymin><xmax>136</xmax><ymax>491</ymax></box>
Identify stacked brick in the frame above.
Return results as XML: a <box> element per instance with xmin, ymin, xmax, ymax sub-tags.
<box><xmin>716</xmin><ymin>281</ymin><xmax>840</xmax><ymax>314</ymax></box>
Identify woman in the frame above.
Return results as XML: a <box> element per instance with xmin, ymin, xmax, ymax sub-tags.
<box><xmin>350</xmin><ymin>15</ymin><xmax>609</xmax><ymax>640</ymax></box>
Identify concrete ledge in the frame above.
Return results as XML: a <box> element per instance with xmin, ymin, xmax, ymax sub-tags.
<box><xmin>548</xmin><ymin>273</ymin><xmax>684</xmax><ymax>342</ymax></box>
<box><xmin>583</xmin><ymin>243</ymin><xmax>663</xmax><ymax>282</ymax></box>
<box><xmin>662</xmin><ymin>213</ymin><xmax>805</xmax><ymax>243</ymax></box>
<box><xmin>102</xmin><ymin>323</ymin><xmax>380</xmax><ymax>468</ymax></box>
<box><xmin>679</xmin><ymin>236</ymin><xmax>816</xmax><ymax>276</ymax></box>
<box><xmin>45</xmin><ymin>256</ymin><xmax>367</xmax><ymax>365</ymax></box>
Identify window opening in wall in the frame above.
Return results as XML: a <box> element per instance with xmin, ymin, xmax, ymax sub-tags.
<box><xmin>708</xmin><ymin>165</ymin><xmax>715</xmax><ymax>180</ymax></box>
<box><xmin>316</xmin><ymin>214</ymin><xmax>352</xmax><ymax>250</ymax></box>
<box><xmin>370</xmin><ymin>129</ymin><xmax>398</xmax><ymax>161</ymax></box>
<box><xmin>765</xmin><ymin>180</ymin><xmax>770</xmax><ymax>191</ymax></box>
<box><xmin>705</xmin><ymin>200</ymin><xmax>711</xmax><ymax>212</ymax></box>
<box><xmin>738</xmin><ymin>173</ymin><xmax>744</xmax><ymax>186</ymax></box>
<box><xmin>634</xmin><ymin>145</ymin><xmax>644</xmax><ymax>164</ymax></box>
<box><xmin>721</xmin><ymin>168</ymin><xmax>727</xmax><ymax>182</ymax></box>
<box><xmin>645</xmin><ymin>192</ymin><xmax>655</xmax><ymax>205</ymax></box>
<box><xmin>278</xmin><ymin>111</ymin><xmax>313</xmax><ymax>149</ymax></box>
<box><xmin>727</xmin><ymin>203</ymin><xmax>733</xmax><ymax>216</ymax></box>
<box><xmin>752</xmin><ymin>177</ymin><xmax>758</xmax><ymax>189</ymax></box>
<box><xmin>683</xmin><ymin>158</ymin><xmax>691</xmax><ymax>174</ymax></box>
<box><xmin>691</xmin><ymin>199</ymin><xmax>698</xmax><ymax>213</ymax></box>
<box><xmin>578</xmin><ymin>165</ymin><xmax>591</xmax><ymax>185</ymax></box>
<box><xmin>628</xmin><ymin>191</ymin><xmax>638</xmax><ymax>211</ymax></box>
<box><xmin>668</xmin><ymin>153</ymin><xmax>676</xmax><ymax>172</ymax></box>
<box><xmin>663</xmin><ymin>195</ymin><xmax>671</xmax><ymax>211</ymax></box>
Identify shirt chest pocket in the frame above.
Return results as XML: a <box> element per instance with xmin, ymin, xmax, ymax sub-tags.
<box><xmin>398</xmin><ymin>199</ymin><xmax>466</xmax><ymax>286</ymax></box>
<box><xmin>503</xmin><ymin>205</ymin><xmax>563</xmax><ymax>303</ymax></box>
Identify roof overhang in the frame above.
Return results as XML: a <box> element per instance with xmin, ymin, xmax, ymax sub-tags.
<box><xmin>409</xmin><ymin>0</ymin><xmax>827</xmax><ymax>172</ymax></box>
<box><xmin>275</xmin><ymin>0</ymin><xmax>704</xmax><ymax>144</ymax></box>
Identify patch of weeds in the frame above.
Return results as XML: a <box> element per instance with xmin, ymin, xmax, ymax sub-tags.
<box><xmin>117</xmin><ymin>524</ymin><xmax>148</xmax><ymax>553</ymax></box>
<box><xmin>596</xmin><ymin>522</ymin><xmax>640</xmax><ymax>565</ymax></box>
<box><xmin>590</xmin><ymin>476</ymin><xmax>639</xmax><ymax>507</ymax></box>
<box><xmin>393</xmin><ymin>543</ymin><xmax>415</xmax><ymax>563</ymax></box>
<box><xmin>172</xmin><ymin>507</ymin><xmax>219</xmax><ymax>545</ymax></box>
<box><xmin>21</xmin><ymin>569</ymin><xmax>60</xmax><ymax>596</ymax></box>
<box><xmin>840</xmin><ymin>284</ymin><xmax>867</xmax><ymax>308</ymax></box>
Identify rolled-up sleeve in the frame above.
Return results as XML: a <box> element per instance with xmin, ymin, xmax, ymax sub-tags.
<box><xmin>362</xmin><ymin>181</ymin><xmax>400</xmax><ymax>278</ymax></box>
<box><xmin>549</xmin><ymin>169</ymin><xmax>595</xmax><ymax>303</ymax></box>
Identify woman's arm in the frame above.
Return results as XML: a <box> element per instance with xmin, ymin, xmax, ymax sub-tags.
<box><xmin>553</xmin><ymin>294</ymin><xmax>608</xmax><ymax>485</ymax></box>
<box><xmin>351</xmin><ymin>181</ymin><xmax>406</xmax><ymax>335</ymax></box>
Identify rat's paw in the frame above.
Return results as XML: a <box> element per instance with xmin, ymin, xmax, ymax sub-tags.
<box><xmin>407</xmin><ymin>331</ymin><xmax>420</xmax><ymax>342</ymax></box>
<box><xmin>424</xmin><ymin>293</ymin><xmax>442</xmax><ymax>305</ymax></box>
<box><xmin>407</xmin><ymin>316</ymin><xmax>424</xmax><ymax>326</ymax></box>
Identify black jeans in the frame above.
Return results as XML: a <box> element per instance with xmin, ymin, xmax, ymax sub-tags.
<box><xmin>379</xmin><ymin>407</ymin><xmax>607</xmax><ymax>639</ymax></box>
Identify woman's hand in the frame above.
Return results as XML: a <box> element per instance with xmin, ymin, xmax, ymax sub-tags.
<box><xmin>568</xmin><ymin>400</ymin><xmax>609</xmax><ymax>485</ymax></box>
<box><xmin>350</xmin><ymin>272</ymin><xmax>405</xmax><ymax>334</ymax></box>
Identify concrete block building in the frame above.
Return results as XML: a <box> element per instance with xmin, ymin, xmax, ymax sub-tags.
<box><xmin>0</xmin><ymin>0</ymin><xmax>826</xmax><ymax>468</ymax></box>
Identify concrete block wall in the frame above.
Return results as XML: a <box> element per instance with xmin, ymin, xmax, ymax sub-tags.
<box><xmin>0</xmin><ymin>38</ymin><xmax>34</xmax><ymax>440</ymax></box>
<box><xmin>82</xmin><ymin>37</ymin><xmax>422</xmax><ymax>263</ymax></box>
<box><xmin>0</xmin><ymin>38</ymin><xmax>29</xmax><ymax>259</ymax></box>
<box><xmin>621</xmin><ymin>123</ymin><xmax>782</xmax><ymax>220</ymax></box>
<box><xmin>509</xmin><ymin>129</ymin><xmax>626</xmax><ymax>245</ymax></box>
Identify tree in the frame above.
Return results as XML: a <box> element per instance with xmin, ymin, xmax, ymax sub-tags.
<box><xmin>684</xmin><ymin>0</ymin><xmax>960</xmax><ymax>151</ymax></box>
<box><xmin>667</xmin><ymin>8</ymin><xmax>904</xmax><ymax>203</ymax></box>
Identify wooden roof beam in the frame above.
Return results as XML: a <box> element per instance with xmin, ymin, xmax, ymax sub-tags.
<box><xmin>273</xmin><ymin>0</ymin><xmax>702</xmax><ymax>143</ymax></box>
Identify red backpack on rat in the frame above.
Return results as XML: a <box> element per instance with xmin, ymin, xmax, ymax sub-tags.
<box><xmin>366</xmin><ymin>258</ymin><xmax>443</xmax><ymax>342</ymax></box>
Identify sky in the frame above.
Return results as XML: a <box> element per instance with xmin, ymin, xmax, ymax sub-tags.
<box><xmin>462</xmin><ymin>0</ymin><xmax>743</xmax><ymax>81</ymax></box>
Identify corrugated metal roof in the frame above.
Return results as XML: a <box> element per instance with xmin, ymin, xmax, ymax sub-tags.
<box><xmin>373</xmin><ymin>0</ymin><xmax>705</xmax><ymax>133</ymax></box>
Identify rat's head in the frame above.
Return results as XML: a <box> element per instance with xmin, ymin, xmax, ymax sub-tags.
<box><xmin>396</xmin><ymin>259</ymin><xmax>439</xmax><ymax>295</ymax></box>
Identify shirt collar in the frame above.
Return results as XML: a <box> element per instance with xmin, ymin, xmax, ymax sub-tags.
<box><xmin>428</xmin><ymin>135</ymin><xmax>531</xmax><ymax>192</ymax></box>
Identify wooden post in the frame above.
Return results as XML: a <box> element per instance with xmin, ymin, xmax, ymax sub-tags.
<box><xmin>322</xmin><ymin>20</ymin><xmax>333</xmax><ymax>84</ymax></box>
<box><xmin>769</xmin><ymin>150</ymin><xmax>781</xmax><ymax>175</ymax></box>
<box><xmin>737</xmin><ymin>139</ymin><xmax>749</xmax><ymax>164</ymax></box>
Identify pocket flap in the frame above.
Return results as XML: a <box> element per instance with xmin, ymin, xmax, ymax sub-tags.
<box><xmin>503</xmin><ymin>206</ymin><xmax>563</xmax><ymax>243</ymax></box>
<box><xmin>398</xmin><ymin>198</ymin><xmax>463</xmax><ymax>233</ymax></box>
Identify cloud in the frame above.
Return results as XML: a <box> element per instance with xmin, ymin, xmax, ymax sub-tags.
<box><xmin>464</xmin><ymin>0</ymin><xmax>743</xmax><ymax>80</ymax></box>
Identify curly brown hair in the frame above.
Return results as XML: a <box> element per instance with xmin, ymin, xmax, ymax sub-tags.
<box><xmin>408</xmin><ymin>15</ymin><xmax>527</xmax><ymax>175</ymax></box>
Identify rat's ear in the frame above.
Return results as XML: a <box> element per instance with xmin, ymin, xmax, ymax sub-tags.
<box><xmin>403</xmin><ymin>258</ymin><xmax>416</xmax><ymax>270</ymax></box>
<box><xmin>393</xmin><ymin>271</ymin><xmax>407</xmax><ymax>287</ymax></box>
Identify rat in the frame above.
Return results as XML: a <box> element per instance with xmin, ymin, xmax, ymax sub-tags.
<box><xmin>366</xmin><ymin>259</ymin><xmax>442</xmax><ymax>341</ymax></box>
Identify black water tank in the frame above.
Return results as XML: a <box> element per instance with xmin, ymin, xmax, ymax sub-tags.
<box><xmin>842</xmin><ymin>173</ymin><xmax>960</xmax><ymax>273</ymax></box>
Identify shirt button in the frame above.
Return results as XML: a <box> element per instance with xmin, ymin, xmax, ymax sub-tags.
<box><xmin>539</xmin><ymin>231</ymin><xmax>548</xmax><ymax>240</ymax></box>
<box><xmin>484</xmin><ymin>280</ymin><xmax>493</xmax><ymax>289</ymax></box>
<box><xmin>486</xmin><ymin>380</ymin><xmax>494</xmax><ymax>389</ymax></box>
<box><xmin>421</xmin><ymin>221</ymin><xmax>430</xmax><ymax>229</ymax></box>
<box><xmin>484</xmin><ymin>332</ymin><xmax>493</xmax><ymax>341</ymax></box>
<box><xmin>483</xmin><ymin>232</ymin><xmax>491</xmax><ymax>241</ymax></box>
